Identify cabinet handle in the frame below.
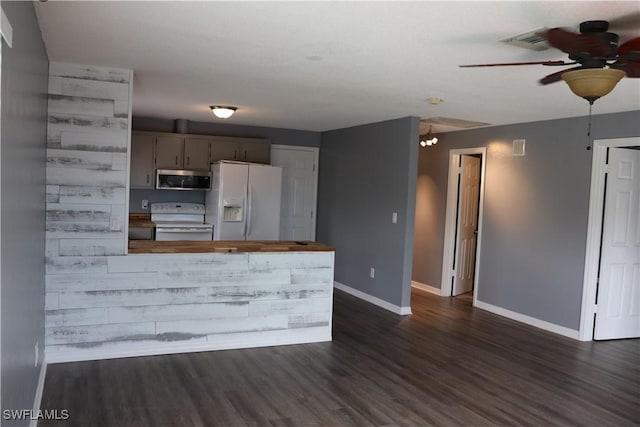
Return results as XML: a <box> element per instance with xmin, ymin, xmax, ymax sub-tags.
<box><xmin>146</xmin><ymin>174</ymin><xmax>149</xmax><ymax>184</ymax></box>
<box><xmin>175</xmin><ymin>155</ymin><xmax>178</xmax><ymax>166</ymax></box>
<box><xmin>244</xmin><ymin>150</ymin><xmax>247</xmax><ymax>161</ymax></box>
<box><xmin>187</xmin><ymin>156</ymin><xmax>190</xmax><ymax>166</ymax></box>
<box><xmin>234</xmin><ymin>149</ymin><xmax>237</xmax><ymax>160</ymax></box>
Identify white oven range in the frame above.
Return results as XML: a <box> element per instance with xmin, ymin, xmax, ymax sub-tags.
<box><xmin>150</xmin><ymin>202</ymin><xmax>213</xmax><ymax>241</ymax></box>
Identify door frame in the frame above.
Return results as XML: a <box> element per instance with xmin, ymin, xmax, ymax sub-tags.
<box><xmin>440</xmin><ymin>147</ymin><xmax>487</xmax><ymax>304</ymax></box>
<box><xmin>579</xmin><ymin>136</ymin><xmax>640</xmax><ymax>341</ymax></box>
<box><xmin>270</xmin><ymin>144</ymin><xmax>319</xmax><ymax>241</ymax></box>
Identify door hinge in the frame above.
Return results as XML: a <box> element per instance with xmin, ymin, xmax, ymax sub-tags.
<box><xmin>313</xmin><ymin>163</ymin><xmax>316</xmax><ymax>172</ymax></box>
<box><xmin>310</xmin><ymin>211</ymin><xmax>314</xmax><ymax>219</ymax></box>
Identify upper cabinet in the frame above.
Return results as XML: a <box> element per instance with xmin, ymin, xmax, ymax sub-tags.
<box><xmin>130</xmin><ymin>131</ymin><xmax>271</xmax><ymax>188</ymax></box>
<box><xmin>130</xmin><ymin>133</ymin><xmax>155</xmax><ymax>189</ymax></box>
<box><xmin>210</xmin><ymin>136</ymin><xmax>271</xmax><ymax>164</ymax></box>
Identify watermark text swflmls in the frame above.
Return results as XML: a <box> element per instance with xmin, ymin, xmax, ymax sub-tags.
<box><xmin>2</xmin><ymin>409</ymin><xmax>70</xmax><ymax>421</ymax></box>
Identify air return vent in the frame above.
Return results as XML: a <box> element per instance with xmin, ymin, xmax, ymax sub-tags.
<box><xmin>501</xmin><ymin>28</ymin><xmax>550</xmax><ymax>51</ymax></box>
<box><xmin>420</xmin><ymin>117</ymin><xmax>489</xmax><ymax>129</ymax></box>
<box><xmin>513</xmin><ymin>139</ymin><xmax>526</xmax><ymax>157</ymax></box>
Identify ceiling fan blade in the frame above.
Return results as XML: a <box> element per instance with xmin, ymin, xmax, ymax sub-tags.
<box><xmin>544</xmin><ymin>28</ymin><xmax>611</xmax><ymax>57</ymax></box>
<box><xmin>612</xmin><ymin>60</ymin><xmax>640</xmax><ymax>77</ymax></box>
<box><xmin>539</xmin><ymin>66</ymin><xmax>584</xmax><ymax>85</ymax></box>
<box><xmin>618</xmin><ymin>36</ymin><xmax>640</xmax><ymax>56</ymax></box>
<box><xmin>459</xmin><ymin>60</ymin><xmax>568</xmax><ymax>68</ymax></box>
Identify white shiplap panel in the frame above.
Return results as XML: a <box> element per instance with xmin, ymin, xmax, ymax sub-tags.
<box><xmin>111</xmin><ymin>153</ymin><xmax>128</xmax><ymax>171</ymax></box>
<box><xmin>46</xmin><ymin>272</ymin><xmax>158</xmax><ymax>292</ymax></box>
<box><xmin>46</xmin><ymin>256</ymin><xmax>108</xmax><ymax>275</ymax></box>
<box><xmin>45</xmin><ymin>292</ymin><xmax>60</xmax><ymax>310</ymax></box>
<box><xmin>47</xmin><ymin>166</ymin><xmax>126</xmax><ymax>187</ymax></box>
<box><xmin>59</xmin><ymin>186</ymin><xmax>126</xmax><ymax>205</ymax></box>
<box><xmin>45</xmin><ymin>239</ymin><xmax>60</xmax><ymax>257</ymax></box>
<box><xmin>113</xmin><ymin>100</ymin><xmax>129</xmax><ymax>118</ymax></box>
<box><xmin>207</xmin><ymin>283</ymin><xmax>332</xmax><ymax>303</ymax></box>
<box><xmin>158</xmin><ymin>268</ymin><xmax>290</xmax><ymax>288</ymax></box>
<box><xmin>288</xmin><ymin>312</ymin><xmax>332</xmax><ymax>329</ymax></box>
<box><xmin>290</xmin><ymin>267</ymin><xmax>335</xmax><ymax>285</ymax></box>
<box><xmin>46</xmin><ymin>185</ymin><xmax>60</xmax><ymax>203</ymax></box>
<box><xmin>249</xmin><ymin>297</ymin><xmax>332</xmax><ymax>316</ymax></box>
<box><xmin>47</xmin><ymin>148</ymin><xmax>116</xmax><ymax>171</ymax></box>
<box><xmin>48</xmin><ymin>95</ymin><xmax>115</xmax><ymax>118</ymax></box>
<box><xmin>108</xmin><ymin>253</ymin><xmax>249</xmax><ymax>273</ymax></box>
<box><xmin>46</xmin><ymin>203</ymin><xmax>111</xmax><ymax>223</ymax></box>
<box><xmin>156</xmin><ymin>315</ymin><xmax>289</xmax><ymax>336</ymax></box>
<box><xmin>47</xmin><ymin>322</ymin><xmax>155</xmax><ymax>345</ymax></box>
<box><xmin>59</xmin><ymin>131</ymin><xmax>127</xmax><ymax>152</ymax></box>
<box><xmin>45</xmin><ymin>307</ymin><xmax>110</xmax><ymax>327</ymax></box>
<box><xmin>109</xmin><ymin>302</ymin><xmax>249</xmax><ymax>323</ymax></box>
<box><xmin>48</xmin><ymin>113</ymin><xmax>128</xmax><ymax>134</ymax></box>
<box><xmin>59</xmin><ymin>239</ymin><xmax>124</xmax><ymax>256</ymax></box>
<box><xmin>59</xmin><ymin>287</ymin><xmax>207</xmax><ymax>309</ymax></box>
<box><xmin>49</xmin><ymin>62</ymin><xmax>131</xmax><ymax>84</ymax></box>
<box><xmin>48</xmin><ymin>76</ymin><xmax>63</xmax><ymax>95</ymax></box>
<box><xmin>60</xmin><ymin>77</ymin><xmax>130</xmax><ymax>101</ymax></box>
<box><xmin>249</xmin><ymin>252</ymin><xmax>334</xmax><ymax>270</ymax></box>
<box><xmin>45</xmin><ymin>228</ymin><xmax>123</xmax><ymax>240</ymax></box>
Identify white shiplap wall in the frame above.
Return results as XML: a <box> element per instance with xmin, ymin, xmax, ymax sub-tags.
<box><xmin>44</xmin><ymin>63</ymin><xmax>334</xmax><ymax>362</ymax></box>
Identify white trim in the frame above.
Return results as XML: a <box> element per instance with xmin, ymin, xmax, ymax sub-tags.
<box><xmin>45</xmin><ymin>327</ymin><xmax>331</xmax><ymax>364</ymax></box>
<box><xmin>270</xmin><ymin>144</ymin><xmax>319</xmax><ymax>241</ymax></box>
<box><xmin>411</xmin><ymin>281</ymin><xmax>440</xmax><ymax>295</ymax></box>
<box><xmin>334</xmin><ymin>281</ymin><xmax>412</xmax><ymax>315</ymax></box>
<box><xmin>580</xmin><ymin>136</ymin><xmax>640</xmax><ymax>341</ymax></box>
<box><xmin>1</xmin><ymin>6</ymin><xmax>13</xmax><ymax>48</ymax></box>
<box><xmin>123</xmin><ymin>69</ymin><xmax>134</xmax><ymax>255</ymax></box>
<box><xmin>29</xmin><ymin>362</ymin><xmax>48</xmax><ymax>427</ymax></box>
<box><xmin>440</xmin><ymin>148</ymin><xmax>487</xmax><ymax>305</ymax></box>
<box><xmin>474</xmin><ymin>300</ymin><xmax>580</xmax><ymax>340</ymax></box>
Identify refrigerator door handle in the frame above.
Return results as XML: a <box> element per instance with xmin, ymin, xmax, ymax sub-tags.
<box><xmin>241</xmin><ymin>183</ymin><xmax>248</xmax><ymax>238</ymax></box>
<box><xmin>247</xmin><ymin>184</ymin><xmax>253</xmax><ymax>238</ymax></box>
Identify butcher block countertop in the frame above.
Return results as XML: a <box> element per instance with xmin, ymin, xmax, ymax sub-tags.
<box><xmin>129</xmin><ymin>213</ymin><xmax>155</xmax><ymax>228</ymax></box>
<box><xmin>128</xmin><ymin>240</ymin><xmax>335</xmax><ymax>254</ymax></box>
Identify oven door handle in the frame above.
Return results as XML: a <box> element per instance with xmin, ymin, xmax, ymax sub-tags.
<box><xmin>156</xmin><ymin>228</ymin><xmax>211</xmax><ymax>233</ymax></box>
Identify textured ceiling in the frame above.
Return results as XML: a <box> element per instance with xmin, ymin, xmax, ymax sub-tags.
<box><xmin>34</xmin><ymin>1</ymin><xmax>640</xmax><ymax>133</ymax></box>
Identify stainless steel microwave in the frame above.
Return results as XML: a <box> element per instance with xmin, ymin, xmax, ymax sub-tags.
<box><xmin>155</xmin><ymin>169</ymin><xmax>212</xmax><ymax>191</ymax></box>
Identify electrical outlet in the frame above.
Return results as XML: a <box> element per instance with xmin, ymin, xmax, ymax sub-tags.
<box><xmin>142</xmin><ymin>199</ymin><xmax>149</xmax><ymax>210</ymax></box>
<box><xmin>370</xmin><ymin>267</ymin><xmax>375</xmax><ymax>278</ymax></box>
<box><xmin>392</xmin><ymin>212</ymin><xmax>398</xmax><ymax>224</ymax></box>
<box><xmin>34</xmin><ymin>340</ymin><xmax>39</xmax><ymax>367</ymax></box>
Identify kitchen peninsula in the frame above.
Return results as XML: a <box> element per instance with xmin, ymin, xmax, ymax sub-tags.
<box><xmin>46</xmin><ymin>241</ymin><xmax>335</xmax><ymax>363</ymax></box>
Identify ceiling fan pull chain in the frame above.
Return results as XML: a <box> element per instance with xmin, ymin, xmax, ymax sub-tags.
<box><xmin>586</xmin><ymin>103</ymin><xmax>593</xmax><ymax>150</ymax></box>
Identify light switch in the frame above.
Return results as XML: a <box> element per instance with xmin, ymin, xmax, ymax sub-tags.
<box><xmin>142</xmin><ymin>199</ymin><xmax>149</xmax><ymax>210</ymax></box>
<box><xmin>392</xmin><ymin>212</ymin><xmax>398</xmax><ymax>224</ymax></box>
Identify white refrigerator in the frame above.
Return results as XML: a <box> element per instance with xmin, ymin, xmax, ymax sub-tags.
<box><xmin>206</xmin><ymin>161</ymin><xmax>283</xmax><ymax>240</ymax></box>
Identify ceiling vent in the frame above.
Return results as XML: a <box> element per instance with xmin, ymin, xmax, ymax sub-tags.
<box><xmin>501</xmin><ymin>28</ymin><xmax>550</xmax><ymax>51</ymax></box>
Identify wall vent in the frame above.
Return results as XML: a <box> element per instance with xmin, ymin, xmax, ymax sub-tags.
<box><xmin>513</xmin><ymin>139</ymin><xmax>526</xmax><ymax>157</ymax></box>
<box><xmin>501</xmin><ymin>28</ymin><xmax>550</xmax><ymax>51</ymax></box>
<box><xmin>420</xmin><ymin>117</ymin><xmax>489</xmax><ymax>129</ymax></box>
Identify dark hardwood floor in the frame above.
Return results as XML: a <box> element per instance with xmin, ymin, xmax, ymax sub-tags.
<box><xmin>39</xmin><ymin>289</ymin><xmax>640</xmax><ymax>426</ymax></box>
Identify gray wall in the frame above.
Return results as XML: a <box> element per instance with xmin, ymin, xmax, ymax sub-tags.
<box><xmin>1</xmin><ymin>1</ymin><xmax>48</xmax><ymax>423</ymax></box>
<box><xmin>317</xmin><ymin>117</ymin><xmax>419</xmax><ymax>308</ymax></box>
<box><xmin>412</xmin><ymin>110</ymin><xmax>640</xmax><ymax>330</ymax></box>
<box><xmin>132</xmin><ymin>117</ymin><xmax>321</xmax><ymax>147</ymax></box>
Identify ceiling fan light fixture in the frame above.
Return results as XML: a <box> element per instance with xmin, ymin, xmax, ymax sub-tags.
<box><xmin>560</xmin><ymin>68</ymin><xmax>625</xmax><ymax>103</ymax></box>
<box><xmin>209</xmin><ymin>105</ymin><xmax>238</xmax><ymax>119</ymax></box>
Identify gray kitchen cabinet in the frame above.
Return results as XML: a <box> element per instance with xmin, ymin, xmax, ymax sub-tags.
<box><xmin>209</xmin><ymin>136</ymin><xmax>270</xmax><ymax>164</ymax></box>
<box><xmin>183</xmin><ymin>137</ymin><xmax>211</xmax><ymax>170</ymax></box>
<box><xmin>130</xmin><ymin>133</ymin><xmax>155</xmax><ymax>188</ymax></box>
<box><xmin>155</xmin><ymin>134</ymin><xmax>183</xmax><ymax>169</ymax></box>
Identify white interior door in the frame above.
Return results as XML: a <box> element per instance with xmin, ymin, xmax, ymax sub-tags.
<box><xmin>594</xmin><ymin>147</ymin><xmax>640</xmax><ymax>340</ymax></box>
<box><xmin>452</xmin><ymin>155</ymin><xmax>481</xmax><ymax>296</ymax></box>
<box><xmin>270</xmin><ymin>146</ymin><xmax>318</xmax><ymax>241</ymax></box>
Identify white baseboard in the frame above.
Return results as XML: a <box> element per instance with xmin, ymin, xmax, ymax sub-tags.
<box><xmin>411</xmin><ymin>281</ymin><xmax>441</xmax><ymax>295</ymax></box>
<box><xmin>334</xmin><ymin>281</ymin><xmax>412</xmax><ymax>315</ymax></box>
<box><xmin>29</xmin><ymin>361</ymin><xmax>48</xmax><ymax>427</ymax></box>
<box><xmin>474</xmin><ymin>300</ymin><xmax>580</xmax><ymax>340</ymax></box>
<box><xmin>45</xmin><ymin>327</ymin><xmax>331</xmax><ymax>364</ymax></box>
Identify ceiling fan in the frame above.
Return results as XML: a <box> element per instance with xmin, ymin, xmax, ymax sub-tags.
<box><xmin>460</xmin><ymin>20</ymin><xmax>640</xmax><ymax>103</ymax></box>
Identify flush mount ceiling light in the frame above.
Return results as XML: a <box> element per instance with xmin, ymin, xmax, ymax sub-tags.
<box><xmin>419</xmin><ymin>125</ymin><xmax>438</xmax><ymax>147</ymax></box>
<box><xmin>209</xmin><ymin>105</ymin><xmax>238</xmax><ymax>119</ymax></box>
<box><xmin>560</xmin><ymin>68</ymin><xmax>625</xmax><ymax>105</ymax></box>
